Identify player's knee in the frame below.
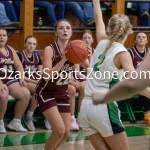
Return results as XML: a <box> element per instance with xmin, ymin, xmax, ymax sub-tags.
<box><xmin>63</xmin><ymin>128</ymin><xmax>70</xmax><ymax>139</ymax></box>
<box><xmin>19</xmin><ymin>88</ymin><xmax>31</xmax><ymax>102</ymax></box>
<box><xmin>54</xmin><ymin>127</ymin><xmax>65</xmax><ymax>139</ymax></box>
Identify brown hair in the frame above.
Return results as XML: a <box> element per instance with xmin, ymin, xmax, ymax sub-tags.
<box><xmin>54</xmin><ymin>19</ymin><xmax>73</xmax><ymax>31</ymax></box>
<box><xmin>0</xmin><ymin>28</ymin><xmax>8</xmax><ymax>36</ymax></box>
<box><xmin>82</xmin><ymin>30</ymin><xmax>93</xmax><ymax>38</ymax></box>
<box><xmin>24</xmin><ymin>35</ymin><xmax>37</xmax><ymax>43</ymax></box>
<box><xmin>135</xmin><ymin>32</ymin><xmax>148</xmax><ymax>40</ymax></box>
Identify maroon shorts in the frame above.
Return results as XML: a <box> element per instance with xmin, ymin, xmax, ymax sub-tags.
<box><xmin>35</xmin><ymin>93</ymin><xmax>70</xmax><ymax>113</ymax></box>
<box><xmin>2</xmin><ymin>79</ymin><xmax>18</xmax><ymax>86</ymax></box>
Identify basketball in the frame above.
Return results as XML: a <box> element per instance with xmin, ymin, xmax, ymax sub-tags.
<box><xmin>65</xmin><ymin>40</ymin><xmax>89</xmax><ymax>64</ymax></box>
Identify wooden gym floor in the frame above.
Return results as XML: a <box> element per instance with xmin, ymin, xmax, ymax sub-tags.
<box><xmin>0</xmin><ymin>123</ymin><xmax>150</xmax><ymax>150</ymax></box>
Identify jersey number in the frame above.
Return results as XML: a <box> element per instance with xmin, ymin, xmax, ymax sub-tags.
<box><xmin>56</xmin><ymin>74</ymin><xmax>70</xmax><ymax>85</ymax></box>
<box><xmin>2</xmin><ymin>65</ymin><xmax>13</xmax><ymax>72</ymax></box>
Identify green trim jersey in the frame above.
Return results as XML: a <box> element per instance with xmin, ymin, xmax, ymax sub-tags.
<box><xmin>85</xmin><ymin>39</ymin><xmax>127</xmax><ymax>96</ymax></box>
<box><xmin>79</xmin><ymin>40</ymin><xmax>127</xmax><ymax>137</ymax></box>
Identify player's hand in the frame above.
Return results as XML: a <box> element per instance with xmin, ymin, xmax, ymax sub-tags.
<box><xmin>69</xmin><ymin>80</ymin><xmax>80</xmax><ymax>90</ymax></box>
<box><xmin>92</xmin><ymin>92</ymin><xmax>106</xmax><ymax>105</ymax></box>
<box><xmin>0</xmin><ymin>83</ymin><xmax>8</xmax><ymax>95</ymax></box>
<box><xmin>87</xmin><ymin>44</ymin><xmax>92</xmax><ymax>57</ymax></box>
<box><xmin>19</xmin><ymin>79</ymin><xmax>27</xmax><ymax>87</ymax></box>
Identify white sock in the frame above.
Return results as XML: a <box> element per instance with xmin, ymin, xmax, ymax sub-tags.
<box><xmin>13</xmin><ymin>118</ymin><xmax>21</xmax><ymax>123</ymax></box>
<box><xmin>71</xmin><ymin>115</ymin><xmax>76</xmax><ymax>121</ymax></box>
<box><xmin>0</xmin><ymin>119</ymin><xmax>3</xmax><ymax>124</ymax></box>
<box><xmin>26</xmin><ymin>110</ymin><xmax>34</xmax><ymax>119</ymax></box>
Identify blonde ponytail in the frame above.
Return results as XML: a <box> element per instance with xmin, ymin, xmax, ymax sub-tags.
<box><xmin>99</xmin><ymin>14</ymin><xmax>132</xmax><ymax>64</ymax></box>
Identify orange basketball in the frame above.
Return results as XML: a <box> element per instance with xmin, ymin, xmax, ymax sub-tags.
<box><xmin>65</xmin><ymin>40</ymin><xmax>89</xmax><ymax>64</ymax></box>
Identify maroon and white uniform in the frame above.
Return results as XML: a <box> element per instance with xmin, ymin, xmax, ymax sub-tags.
<box><xmin>18</xmin><ymin>50</ymin><xmax>41</xmax><ymax>80</ymax></box>
<box><xmin>36</xmin><ymin>42</ymin><xmax>74</xmax><ymax>113</ymax></box>
<box><xmin>128</xmin><ymin>46</ymin><xmax>149</xmax><ymax>68</ymax></box>
<box><xmin>0</xmin><ymin>45</ymin><xmax>17</xmax><ymax>85</ymax></box>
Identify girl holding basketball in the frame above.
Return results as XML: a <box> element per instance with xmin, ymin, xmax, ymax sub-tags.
<box><xmin>0</xmin><ymin>28</ymin><xmax>30</xmax><ymax>133</ymax></box>
<box><xmin>79</xmin><ymin>0</ymin><xmax>135</xmax><ymax>149</ymax></box>
<box><xmin>35</xmin><ymin>19</ymin><xmax>74</xmax><ymax>150</ymax></box>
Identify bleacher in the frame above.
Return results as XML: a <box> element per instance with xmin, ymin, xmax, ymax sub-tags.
<box><xmin>3</xmin><ymin>0</ymin><xmax>150</xmax><ymax>128</ymax></box>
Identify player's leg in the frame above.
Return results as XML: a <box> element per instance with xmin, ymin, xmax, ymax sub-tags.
<box><xmin>68</xmin><ymin>84</ymin><xmax>79</xmax><ymax>130</ymax></box>
<box><xmin>104</xmin><ymin>131</ymin><xmax>129</xmax><ymax>150</ymax></box>
<box><xmin>79</xmin><ymin>98</ymin><xmax>110</xmax><ymax>150</ymax></box>
<box><xmin>24</xmin><ymin>82</ymin><xmax>37</xmax><ymax>131</ymax></box>
<box><xmin>43</xmin><ymin>106</ymin><xmax>66</xmax><ymax>150</ymax></box>
<box><xmin>78</xmin><ymin>80</ymin><xmax>86</xmax><ymax>112</ymax></box>
<box><xmin>0</xmin><ymin>84</ymin><xmax>8</xmax><ymax>133</ymax></box>
<box><xmin>7</xmin><ymin>81</ymin><xmax>30</xmax><ymax>132</ymax></box>
<box><xmin>89</xmin><ymin>133</ymin><xmax>110</xmax><ymax>150</ymax></box>
<box><xmin>53</xmin><ymin>112</ymin><xmax>71</xmax><ymax>150</ymax></box>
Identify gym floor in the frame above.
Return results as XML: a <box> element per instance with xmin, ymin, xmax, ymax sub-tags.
<box><xmin>0</xmin><ymin>123</ymin><xmax>150</xmax><ymax>150</ymax></box>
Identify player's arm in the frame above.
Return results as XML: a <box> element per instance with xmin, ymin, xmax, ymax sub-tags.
<box><xmin>92</xmin><ymin>0</ymin><xmax>107</xmax><ymax>43</ymax></box>
<box><xmin>42</xmin><ymin>46</ymin><xmax>66</xmax><ymax>79</ymax></box>
<box><xmin>92</xmin><ymin>51</ymin><xmax>150</xmax><ymax>104</ymax></box>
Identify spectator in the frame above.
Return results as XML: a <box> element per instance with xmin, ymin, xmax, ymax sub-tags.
<box><xmin>13</xmin><ymin>1</ymin><xmax>65</xmax><ymax>27</ymax></box>
<box><xmin>65</xmin><ymin>2</ymin><xmax>95</xmax><ymax>26</ymax></box>
<box><xmin>0</xmin><ymin>0</ymin><xmax>18</xmax><ymax>22</ymax></box>
<box><xmin>0</xmin><ymin>2</ymin><xmax>19</xmax><ymax>37</ymax></box>
<box><xmin>132</xmin><ymin>2</ymin><xmax>150</xmax><ymax>26</ymax></box>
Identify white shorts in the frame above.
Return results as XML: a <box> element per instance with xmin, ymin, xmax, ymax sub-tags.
<box><xmin>79</xmin><ymin>97</ymin><xmax>124</xmax><ymax>137</ymax></box>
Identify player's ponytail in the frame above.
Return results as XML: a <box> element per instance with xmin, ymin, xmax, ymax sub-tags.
<box><xmin>99</xmin><ymin>14</ymin><xmax>132</xmax><ymax>64</ymax></box>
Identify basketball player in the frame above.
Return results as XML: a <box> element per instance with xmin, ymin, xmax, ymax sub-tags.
<box><xmin>0</xmin><ymin>28</ymin><xmax>30</xmax><ymax>133</ymax></box>
<box><xmin>79</xmin><ymin>0</ymin><xmax>135</xmax><ymax>149</ymax></box>
<box><xmin>92</xmin><ymin>34</ymin><xmax>150</xmax><ymax>104</ymax></box>
<box><xmin>17</xmin><ymin>36</ymin><xmax>49</xmax><ymax>131</ymax></box>
<box><xmin>35</xmin><ymin>19</ymin><xmax>74</xmax><ymax>150</ymax></box>
<box><xmin>92</xmin><ymin>50</ymin><xmax>150</xmax><ymax>104</ymax></box>
<box><xmin>128</xmin><ymin>32</ymin><xmax>150</xmax><ymax>125</ymax></box>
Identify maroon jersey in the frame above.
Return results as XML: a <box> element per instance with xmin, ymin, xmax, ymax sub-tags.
<box><xmin>36</xmin><ymin>41</ymin><xmax>74</xmax><ymax>99</ymax></box>
<box><xmin>128</xmin><ymin>46</ymin><xmax>149</xmax><ymax>68</ymax></box>
<box><xmin>0</xmin><ymin>45</ymin><xmax>15</xmax><ymax>79</ymax></box>
<box><xmin>19</xmin><ymin>51</ymin><xmax>40</xmax><ymax>80</ymax></box>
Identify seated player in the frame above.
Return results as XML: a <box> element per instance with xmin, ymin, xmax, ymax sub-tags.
<box><xmin>0</xmin><ymin>28</ymin><xmax>30</xmax><ymax>133</ymax></box>
<box><xmin>17</xmin><ymin>36</ymin><xmax>50</xmax><ymax>130</ymax></box>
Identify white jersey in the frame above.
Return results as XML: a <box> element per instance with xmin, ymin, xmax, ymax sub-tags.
<box><xmin>85</xmin><ymin>39</ymin><xmax>127</xmax><ymax>96</ymax></box>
